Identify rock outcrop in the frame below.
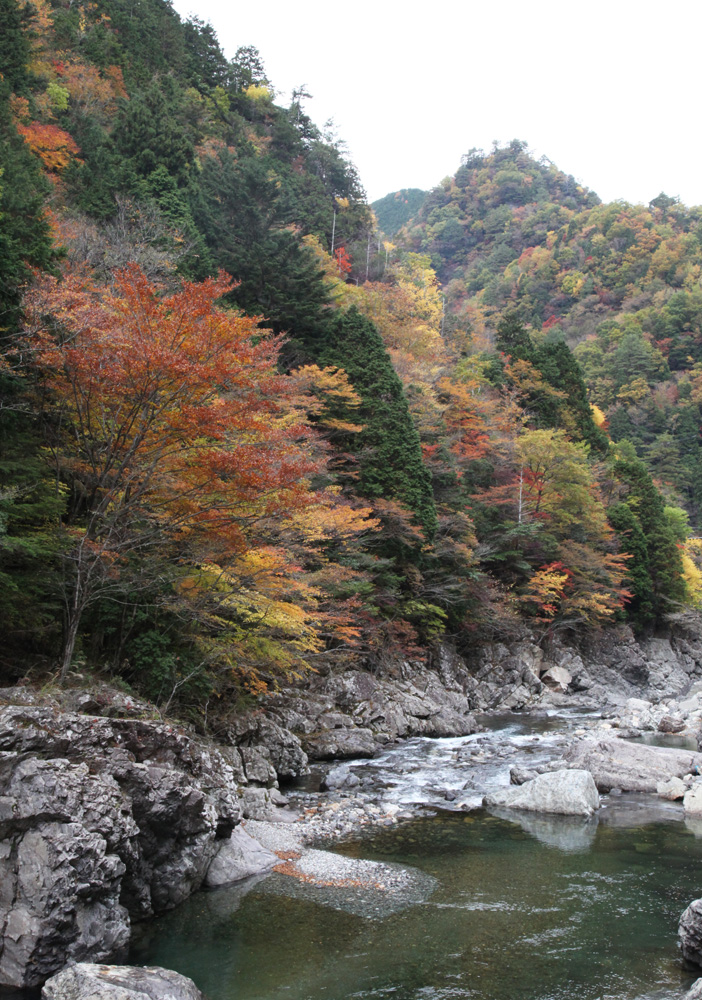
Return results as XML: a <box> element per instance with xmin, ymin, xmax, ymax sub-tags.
<box><xmin>42</xmin><ymin>963</ymin><xmax>206</xmax><ymax>1000</ymax></box>
<box><xmin>558</xmin><ymin>736</ymin><xmax>702</xmax><ymax>793</ymax></box>
<box><xmin>0</xmin><ymin>705</ymin><xmax>244</xmax><ymax>988</ymax></box>
<box><xmin>685</xmin><ymin>979</ymin><xmax>702</xmax><ymax>1000</ymax></box>
<box><xmin>483</xmin><ymin>769</ymin><xmax>600</xmax><ymax>816</ymax></box>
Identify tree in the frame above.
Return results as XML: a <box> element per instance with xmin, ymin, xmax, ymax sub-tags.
<box><xmin>611</xmin><ymin>456</ymin><xmax>686</xmax><ymax>620</ymax></box>
<box><xmin>22</xmin><ymin>265</ymin><xmax>322</xmax><ymax>680</ymax></box>
<box><xmin>315</xmin><ymin>307</ymin><xmax>437</xmax><ymax>539</ymax></box>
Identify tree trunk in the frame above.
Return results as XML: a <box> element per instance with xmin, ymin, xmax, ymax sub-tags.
<box><xmin>59</xmin><ymin>610</ymin><xmax>82</xmax><ymax>684</ymax></box>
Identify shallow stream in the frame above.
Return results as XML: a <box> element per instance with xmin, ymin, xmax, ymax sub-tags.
<box><xmin>131</xmin><ymin>712</ymin><xmax>702</xmax><ymax>1000</ymax></box>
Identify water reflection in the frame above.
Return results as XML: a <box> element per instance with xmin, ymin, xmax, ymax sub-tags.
<box><xmin>488</xmin><ymin>807</ymin><xmax>599</xmax><ymax>852</ymax></box>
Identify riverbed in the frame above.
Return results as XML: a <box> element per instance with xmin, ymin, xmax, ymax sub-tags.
<box><xmin>131</xmin><ymin>711</ymin><xmax>702</xmax><ymax>1000</ymax></box>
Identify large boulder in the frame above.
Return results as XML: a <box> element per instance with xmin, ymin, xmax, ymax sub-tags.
<box><xmin>483</xmin><ymin>769</ymin><xmax>600</xmax><ymax>817</ymax></box>
<box><xmin>42</xmin><ymin>963</ymin><xmax>206</xmax><ymax>1000</ymax></box>
<box><xmin>686</xmin><ymin>981</ymin><xmax>702</xmax><ymax>1000</ymax></box>
<box><xmin>204</xmin><ymin>826</ymin><xmax>278</xmax><ymax>888</ymax></box>
<box><xmin>684</xmin><ymin>784</ymin><xmax>702</xmax><ymax>816</ymax></box>
<box><xmin>559</xmin><ymin>736</ymin><xmax>702</xmax><ymax>792</ymax></box>
<box><xmin>680</xmin><ymin>899</ymin><xmax>702</xmax><ymax>967</ymax></box>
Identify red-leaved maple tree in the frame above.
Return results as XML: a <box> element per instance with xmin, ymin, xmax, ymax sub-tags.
<box><xmin>23</xmin><ymin>265</ymin><xmax>324</xmax><ymax>680</ymax></box>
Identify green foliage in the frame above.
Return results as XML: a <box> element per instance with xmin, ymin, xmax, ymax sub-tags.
<box><xmin>0</xmin><ymin>106</ymin><xmax>57</xmax><ymax>331</ymax></box>
<box><xmin>192</xmin><ymin>151</ymin><xmax>331</xmax><ymax>339</ymax></box>
<box><xmin>372</xmin><ymin>188</ymin><xmax>426</xmax><ymax>236</ymax></box>
<box><xmin>611</xmin><ymin>457</ymin><xmax>686</xmax><ymax>621</ymax></box>
<box><xmin>317</xmin><ymin>307</ymin><xmax>437</xmax><ymax>539</ymax></box>
<box><xmin>606</xmin><ymin>501</ymin><xmax>654</xmax><ymax>626</ymax></box>
<box><xmin>0</xmin><ymin>373</ymin><xmax>66</xmax><ymax>663</ymax></box>
<box><xmin>494</xmin><ymin>314</ymin><xmax>608</xmax><ymax>453</ymax></box>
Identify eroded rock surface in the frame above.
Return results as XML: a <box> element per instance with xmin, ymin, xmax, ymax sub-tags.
<box><xmin>680</xmin><ymin>899</ymin><xmax>702</xmax><ymax>967</ymax></box>
<box><xmin>41</xmin><ymin>962</ymin><xmax>206</xmax><ymax>1000</ymax></box>
<box><xmin>559</xmin><ymin>736</ymin><xmax>702</xmax><ymax>793</ymax></box>
<box><xmin>0</xmin><ymin>706</ymin><xmax>242</xmax><ymax>987</ymax></box>
<box><xmin>484</xmin><ymin>768</ymin><xmax>600</xmax><ymax>816</ymax></box>
<box><xmin>204</xmin><ymin>826</ymin><xmax>278</xmax><ymax>888</ymax></box>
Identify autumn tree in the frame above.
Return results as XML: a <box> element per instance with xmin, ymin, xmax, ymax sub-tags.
<box><xmin>22</xmin><ymin>266</ymin><xmax>325</xmax><ymax>681</ymax></box>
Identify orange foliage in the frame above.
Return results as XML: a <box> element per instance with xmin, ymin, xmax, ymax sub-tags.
<box><xmin>16</xmin><ymin>122</ymin><xmax>80</xmax><ymax>172</ymax></box>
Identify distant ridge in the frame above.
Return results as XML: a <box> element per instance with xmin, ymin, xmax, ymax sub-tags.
<box><xmin>372</xmin><ymin>188</ymin><xmax>426</xmax><ymax>236</ymax></box>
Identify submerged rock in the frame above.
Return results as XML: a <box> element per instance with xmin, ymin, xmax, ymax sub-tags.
<box><xmin>680</xmin><ymin>899</ymin><xmax>702</xmax><ymax>967</ymax></box>
<box><xmin>483</xmin><ymin>769</ymin><xmax>600</xmax><ymax>817</ymax></box>
<box><xmin>41</xmin><ymin>963</ymin><xmax>206</xmax><ymax>999</ymax></box>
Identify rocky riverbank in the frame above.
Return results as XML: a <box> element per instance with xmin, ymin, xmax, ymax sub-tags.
<box><xmin>3</xmin><ymin>624</ymin><xmax>702</xmax><ymax>991</ymax></box>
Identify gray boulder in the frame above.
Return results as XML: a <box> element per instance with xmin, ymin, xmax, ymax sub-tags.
<box><xmin>484</xmin><ymin>769</ymin><xmax>600</xmax><ymax>817</ymax></box>
<box><xmin>540</xmin><ymin>665</ymin><xmax>572</xmax><ymax>692</ymax></box>
<box><xmin>560</xmin><ymin>736</ymin><xmax>702</xmax><ymax>792</ymax></box>
<box><xmin>42</xmin><ymin>963</ymin><xmax>205</xmax><ymax>1000</ymax></box>
<box><xmin>686</xmin><ymin>979</ymin><xmax>702</xmax><ymax>1000</ymax></box>
<box><xmin>204</xmin><ymin>826</ymin><xmax>278</xmax><ymax>888</ymax></box>
<box><xmin>657</xmin><ymin>776</ymin><xmax>687</xmax><ymax>800</ymax></box>
<box><xmin>685</xmin><ymin>784</ymin><xmax>702</xmax><ymax>815</ymax></box>
<box><xmin>680</xmin><ymin>899</ymin><xmax>702</xmax><ymax>967</ymax></box>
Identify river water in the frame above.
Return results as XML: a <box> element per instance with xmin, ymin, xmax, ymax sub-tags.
<box><xmin>131</xmin><ymin>711</ymin><xmax>702</xmax><ymax>1000</ymax></box>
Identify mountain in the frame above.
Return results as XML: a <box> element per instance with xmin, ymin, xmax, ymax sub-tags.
<box><xmin>372</xmin><ymin>188</ymin><xmax>426</xmax><ymax>236</ymax></box>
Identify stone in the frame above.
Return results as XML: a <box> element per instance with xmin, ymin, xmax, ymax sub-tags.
<box><xmin>483</xmin><ymin>769</ymin><xmax>600</xmax><ymax>817</ymax></box>
<box><xmin>0</xmin><ymin>705</ymin><xmax>242</xmax><ymax>988</ymax></box>
<box><xmin>685</xmin><ymin>785</ymin><xmax>702</xmax><ymax>816</ymax></box>
<box><xmin>204</xmin><ymin>826</ymin><xmax>278</xmax><ymax>888</ymax></box>
<box><xmin>657</xmin><ymin>776</ymin><xmax>687</xmax><ymax>800</ymax></box>
<box><xmin>559</xmin><ymin>737</ymin><xmax>702</xmax><ymax>793</ymax></box>
<box><xmin>686</xmin><ymin>979</ymin><xmax>702</xmax><ymax>1000</ymax></box>
<box><xmin>41</xmin><ymin>963</ymin><xmax>206</xmax><ymax>1000</ymax></box>
<box><xmin>680</xmin><ymin>899</ymin><xmax>702</xmax><ymax>967</ymax></box>
<box><xmin>0</xmin><ymin>755</ymin><xmax>133</xmax><ymax>989</ymax></box>
<box><xmin>322</xmin><ymin>765</ymin><xmax>361</xmax><ymax>791</ymax></box>
<box><xmin>510</xmin><ymin>765</ymin><xmax>540</xmax><ymax>786</ymax></box>
<box><xmin>303</xmin><ymin>728</ymin><xmax>376</xmax><ymax>761</ymax></box>
<box><xmin>658</xmin><ymin>715</ymin><xmax>687</xmax><ymax>734</ymax></box>
<box><xmin>239</xmin><ymin>747</ymin><xmax>276</xmax><ymax>786</ymax></box>
<box><xmin>540</xmin><ymin>666</ymin><xmax>572</xmax><ymax>692</ymax></box>
<box><xmin>231</xmin><ymin>716</ymin><xmax>308</xmax><ymax>781</ymax></box>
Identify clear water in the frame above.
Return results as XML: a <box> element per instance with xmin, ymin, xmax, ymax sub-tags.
<box><xmin>130</xmin><ymin>712</ymin><xmax>702</xmax><ymax>1000</ymax></box>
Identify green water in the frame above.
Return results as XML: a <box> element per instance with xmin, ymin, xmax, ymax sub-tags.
<box><xmin>130</xmin><ymin>808</ymin><xmax>702</xmax><ymax>1000</ymax></box>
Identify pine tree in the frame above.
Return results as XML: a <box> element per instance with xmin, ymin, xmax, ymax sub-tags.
<box><xmin>612</xmin><ymin>458</ymin><xmax>686</xmax><ymax>621</ymax></box>
<box><xmin>316</xmin><ymin>307</ymin><xmax>437</xmax><ymax>539</ymax></box>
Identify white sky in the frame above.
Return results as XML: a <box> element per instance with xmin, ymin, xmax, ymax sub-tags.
<box><xmin>172</xmin><ymin>0</ymin><xmax>702</xmax><ymax>208</ymax></box>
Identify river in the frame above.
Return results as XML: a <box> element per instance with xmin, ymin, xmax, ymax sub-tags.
<box><xmin>131</xmin><ymin>711</ymin><xmax>702</xmax><ymax>1000</ymax></box>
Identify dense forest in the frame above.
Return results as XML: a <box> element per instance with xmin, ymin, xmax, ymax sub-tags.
<box><xmin>1</xmin><ymin>0</ymin><xmax>700</xmax><ymax>716</ymax></box>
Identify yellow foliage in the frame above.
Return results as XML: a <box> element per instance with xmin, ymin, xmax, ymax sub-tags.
<box><xmin>616</xmin><ymin>377</ymin><xmax>650</xmax><ymax>406</ymax></box>
<box><xmin>590</xmin><ymin>403</ymin><xmax>607</xmax><ymax>427</ymax></box>
<box><xmin>244</xmin><ymin>84</ymin><xmax>273</xmax><ymax>102</ymax></box>
<box><xmin>683</xmin><ymin>540</ymin><xmax>702</xmax><ymax>607</ymax></box>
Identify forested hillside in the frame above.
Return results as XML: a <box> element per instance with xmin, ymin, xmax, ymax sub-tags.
<box><xmin>1</xmin><ymin>1</ymin><xmax>700</xmax><ymax>717</ymax></box>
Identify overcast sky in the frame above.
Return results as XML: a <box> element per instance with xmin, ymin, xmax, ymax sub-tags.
<box><xmin>172</xmin><ymin>0</ymin><xmax>702</xmax><ymax>208</ymax></box>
